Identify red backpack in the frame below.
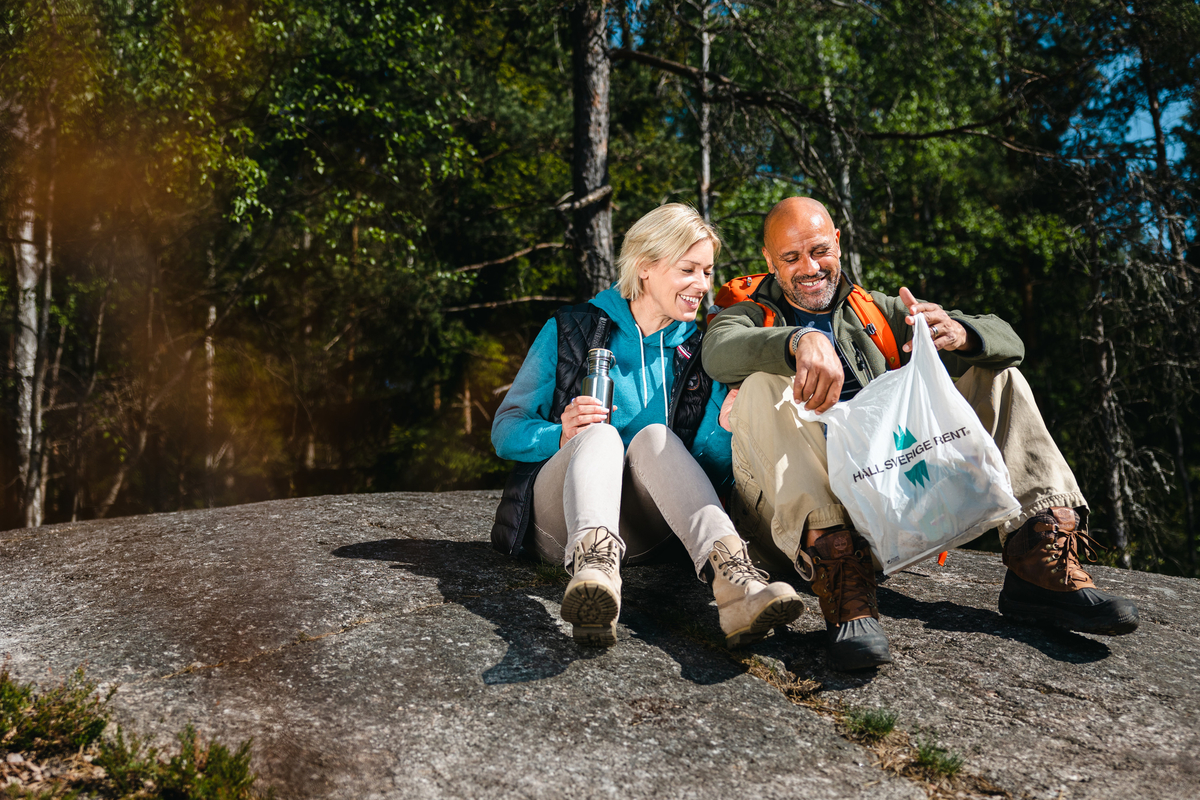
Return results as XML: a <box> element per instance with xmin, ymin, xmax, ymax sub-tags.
<box><xmin>707</xmin><ymin>273</ymin><xmax>901</xmax><ymax>370</ymax></box>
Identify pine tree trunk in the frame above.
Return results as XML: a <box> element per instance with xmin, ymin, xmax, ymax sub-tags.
<box><xmin>570</xmin><ymin>0</ymin><xmax>614</xmax><ymax>297</ymax></box>
<box><xmin>205</xmin><ymin>258</ymin><xmax>217</xmax><ymax>508</ymax></box>
<box><xmin>818</xmin><ymin>36</ymin><xmax>861</xmax><ymax>286</ymax></box>
<box><xmin>1088</xmin><ymin>232</ymin><xmax>1130</xmax><ymax>567</ymax></box>
<box><xmin>699</xmin><ymin>5</ymin><xmax>714</xmax><ymax>306</ymax></box>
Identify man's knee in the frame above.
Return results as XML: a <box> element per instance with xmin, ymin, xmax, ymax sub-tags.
<box><xmin>730</xmin><ymin>372</ymin><xmax>789</xmax><ymax>430</ymax></box>
<box><xmin>737</xmin><ymin>371</ymin><xmax>788</xmax><ymax>405</ymax></box>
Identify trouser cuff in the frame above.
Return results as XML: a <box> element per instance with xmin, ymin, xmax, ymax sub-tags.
<box><xmin>804</xmin><ymin>504</ymin><xmax>850</xmax><ymax>534</ymax></box>
<box><xmin>997</xmin><ymin>492</ymin><xmax>1089</xmax><ymax>542</ymax></box>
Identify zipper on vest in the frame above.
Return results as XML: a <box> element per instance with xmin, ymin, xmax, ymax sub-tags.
<box><xmin>854</xmin><ymin>345</ymin><xmax>869</xmax><ymax>378</ymax></box>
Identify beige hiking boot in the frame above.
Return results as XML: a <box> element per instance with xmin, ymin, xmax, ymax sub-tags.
<box><xmin>560</xmin><ymin>527</ymin><xmax>623</xmax><ymax>646</ymax></box>
<box><xmin>709</xmin><ymin>535</ymin><xmax>805</xmax><ymax>648</ymax></box>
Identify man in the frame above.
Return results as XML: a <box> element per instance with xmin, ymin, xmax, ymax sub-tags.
<box><xmin>703</xmin><ymin>196</ymin><xmax>1139</xmax><ymax>671</ymax></box>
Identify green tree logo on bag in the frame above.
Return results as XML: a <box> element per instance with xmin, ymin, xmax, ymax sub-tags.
<box><xmin>895</xmin><ymin>427</ymin><xmax>929</xmax><ymax>489</ymax></box>
<box><xmin>904</xmin><ymin>460</ymin><xmax>930</xmax><ymax>488</ymax></box>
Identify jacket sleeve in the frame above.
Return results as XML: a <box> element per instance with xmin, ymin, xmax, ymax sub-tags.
<box><xmin>701</xmin><ymin>301</ymin><xmax>795</xmax><ymax>384</ymax></box>
<box><xmin>689</xmin><ymin>380</ymin><xmax>734</xmax><ymax>498</ymax></box>
<box><xmin>873</xmin><ymin>292</ymin><xmax>1025</xmax><ymax>375</ymax></box>
<box><xmin>491</xmin><ymin>319</ymin><xmax>563</xmax><ymax>462</ymax></box>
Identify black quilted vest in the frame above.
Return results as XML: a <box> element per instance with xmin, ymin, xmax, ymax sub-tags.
<box><xmin>489</xmin><ymin>303</ymin><xmax>714</xmax><ymax>556</ymax></box>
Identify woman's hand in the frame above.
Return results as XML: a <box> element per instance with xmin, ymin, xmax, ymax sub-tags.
<box><xmin>718</xmin><ymin>387</ymin><xmax>739</xmax><ymax>432</ymax></box>
<box><xmin>560</xmin><ymin>396</ymin><xmax>611</xmax><ymax>447</ymax></box>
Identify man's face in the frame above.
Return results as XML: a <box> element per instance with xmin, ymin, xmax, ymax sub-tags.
<box><xmin>762</xmin><ymin>211</ymin><xmax>842</xmax><ymax>313</ymax></box>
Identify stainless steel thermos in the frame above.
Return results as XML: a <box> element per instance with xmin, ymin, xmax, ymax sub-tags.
<box><xmin>581</xmin><ymin>348</ymin><xmax>615</xmax><ymax>413</ymax></box>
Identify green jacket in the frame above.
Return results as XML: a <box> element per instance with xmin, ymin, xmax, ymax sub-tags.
<box><xmin>701</xmin><ymin>275</ymin><xmax>1025</xmax><ymax>387</ymax></box>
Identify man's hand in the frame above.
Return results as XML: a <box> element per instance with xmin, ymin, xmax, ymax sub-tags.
<box><xmin>559</xmin><ymin>396</ymin><xmax>610</xmax><ymax>447</ymax></box>
<box><xmin>793</xmin><ymin>331</ymin><xmax>843</xmax><ymax>413</ymax></box>
<box><xmin>898</xmin><ymin>286</ymin><xmax>979</xmax><ymax>353</ymax></box>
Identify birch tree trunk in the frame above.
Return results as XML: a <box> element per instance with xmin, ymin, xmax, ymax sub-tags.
<box><xmin>13</xmin><ymin>190</ymin><xmax>42</xmax><ymax>522</ymax></box>
<box><xmin>11</xmin><ymin>94</ymin><xmax>56</xmax><ymax>528</ymax></box>
<box><xmin>570</xmin><ymin>0</ymin><xmax>614</xmax><ymax>297</ymax></box>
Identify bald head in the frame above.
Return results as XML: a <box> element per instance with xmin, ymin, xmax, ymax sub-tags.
<box><xmin>763</xmin><ymin>197</ymin><xmax>835</xmax><ymax>248</ymax></box>
<box><xmin>761</xmin><ymin>196</ymin><xmax>842</xmax><ymax>312</ymax></box>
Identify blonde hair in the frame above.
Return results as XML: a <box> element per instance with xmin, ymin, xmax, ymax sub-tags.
<box><xmin>616</xmin><ymin>204</ymin><xmax>722</xmax><ymax>301</ymax></box>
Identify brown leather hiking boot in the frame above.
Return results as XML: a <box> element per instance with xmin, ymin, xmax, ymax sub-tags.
<box><xmin>999</xmin><ymin>507</ymin><xmax>1138</xmax><ymax>635</ymax></box>
<box><xmin>796</xmin><ymin>529</ymin><xmax>891</xmax><ymax>670</ymax></box>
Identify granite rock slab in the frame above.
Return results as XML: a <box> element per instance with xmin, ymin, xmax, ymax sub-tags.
<box><xmin>1</xmin><ymin>491</ymin><xmax>1197</xmax><ymax>799</ymax></box>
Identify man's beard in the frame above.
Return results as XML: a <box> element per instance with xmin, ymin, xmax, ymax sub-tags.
<box><xmin>776</xmin><ymin>264</ymin><xmax>840</xmax><ymax>312</ymax></box>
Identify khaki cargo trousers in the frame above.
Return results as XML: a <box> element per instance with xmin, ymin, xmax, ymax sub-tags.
<box><xmin>730</xmin><ymin>367</ymin><xmax>1086</xmax><ymax>573</ymax></box>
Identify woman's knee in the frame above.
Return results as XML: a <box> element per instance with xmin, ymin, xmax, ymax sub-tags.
<box><xmin>570</xmin><ymin>421</ymin><xmax>625</xmax><ymax>460</ymax></box>
<box><xmin>628</xmin><ymin>423</ymin><xmax>680</xmax><ymax>460</ymax></box>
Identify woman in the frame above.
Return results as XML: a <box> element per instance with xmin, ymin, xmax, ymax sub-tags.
<box><xmin>490</xmin><ymin>204</ymin><xmax>803</xmax><ymax>647</ymax></box>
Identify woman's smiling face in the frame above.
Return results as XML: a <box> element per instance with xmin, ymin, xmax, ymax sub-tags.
<box><xmin>637</xmin><ymin>238</ymin><xmax>715</xmax><ymax>325</ymax></box>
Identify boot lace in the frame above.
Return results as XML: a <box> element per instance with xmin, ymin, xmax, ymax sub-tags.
<box><xmin>813</xmin><ymin>548</ymin><xmax>877</xmax><ymax>626</ymax></box>
<box><xmin>1047</xmin><ymin>525</ymin><xmax>1103</xmax><ymax>580</ymax></box>
<box><xmin>713</xmin><ymin>544</ymin><xmax>769</xmax><ymax>587</ymax></box>
<box><xmin>575</xmin><ymin>527</ymin><xmax>619</xmax><ymax>574</ymax></box>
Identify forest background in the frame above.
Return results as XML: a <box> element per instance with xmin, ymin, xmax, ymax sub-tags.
<box><xmin>1</xmin><ymin>0</ymin><xmax>1197</xmax><ymax>575</ymax></box>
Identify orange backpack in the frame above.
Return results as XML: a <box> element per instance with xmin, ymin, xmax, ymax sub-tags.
<box><xmin>707</xmin><ymin>274</ymin><xmax>902</xmax><ymax>370</ymax></box>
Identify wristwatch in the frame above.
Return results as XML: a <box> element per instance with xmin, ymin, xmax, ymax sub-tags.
<box><xmin>788</xmin><ymin>327</ymin><xmax>817</xmax><ymax>356</ymax></box>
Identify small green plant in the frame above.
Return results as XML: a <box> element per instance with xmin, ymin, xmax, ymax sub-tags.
<box><xmin>159</xmin><ymin>725</ymin><xmax>261</xmax><ymax>799</ymax></box>
<box><xmin>95</xmin><ymin>724</ymin><xmax>266</xmax><ymax>799</ymax></box>
<box><xmin>95</xmin><ymin>725</ymin><xmax>161</xmax><ymax>795</ymax></box>
<box><xmin>3</xmin><ymin>666</ymin><xmax>270</xmax><ymax>799</ymax></box>
<box><xmin>0</xmin><ymin>666</ymin><xmax>110</xmax><ymax>758</ymax></box>
<box><xmin>914</xmin><ymin>736</ymin><xmax>965</xmax><ymax>778</ymax></box>
<box><xmin>844</xmin><ymin>706</ymin><xmax>898</xmax><ymax>742</ymax></box>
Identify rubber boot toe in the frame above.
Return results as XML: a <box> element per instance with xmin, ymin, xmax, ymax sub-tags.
<box><xmin>827</xmin><ymin>617</ymin><xmax>893</xmax><ymax>671</ymax></box>
<box><xmin>998</xmin><ymin>571</ymin><xmax>1139</xmax><ymax>635</ymax></box>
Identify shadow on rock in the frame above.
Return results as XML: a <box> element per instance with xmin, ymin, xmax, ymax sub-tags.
<box><xmin>620</xmin><ymin>559</ymin><xmax>747</xmax><ymax>686</ymax></box>
<box><xmin>332</xmin><ymin>538</ymin><xmax>602</xmax><ymax>685</ymax></box>
<box><xmin>877</xmin><ymin>586</ymin><xmax>1111</xmax><ymax>664</ymax></box>
<box><xmin>333</xmin><ymin>538</ymin><xmax>750</xmax><ymax>687</ymax></box>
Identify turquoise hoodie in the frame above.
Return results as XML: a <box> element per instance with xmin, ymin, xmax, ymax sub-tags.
<box><xmin>491</xmin><ymin>286</ymin><xmax>733</xmax><ymax>495</ymax></box>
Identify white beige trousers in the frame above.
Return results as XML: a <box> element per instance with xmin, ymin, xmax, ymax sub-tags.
<box><xmin>530</xmin><ymin>423</ymin><xmax>737</xmax><ymax>577</ymax></box>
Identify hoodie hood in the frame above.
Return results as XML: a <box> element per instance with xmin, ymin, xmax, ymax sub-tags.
<box><xmin>589</xmin><ymin>286</ymin><xmax>697</xmax><ymax>347</ymax></box>
<box><xmin>582</xmin><ymin>285</ymin><xmax>698</xmax><ymax>437</ymax></box>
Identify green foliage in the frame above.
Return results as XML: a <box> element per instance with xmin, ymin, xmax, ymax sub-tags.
<box><xmin>95</xmin><ymin>724</ymin><xmax>267</xmax><ymax>799</ymax></box>
<box><xmin>96</xmin><ymin>725</ymin><xmax>161</xmax><ymax>796</ymax></box>
<box><xmin>0</xmin><ymin>667</ymin><xmax>110</xmax><ymax>759</ymax></box>
<box><xmin>159</xmin><ymin>726</ymin><xmax>262</xmax><ymax>800</ymax></box>
<box><xmin>843</xmin><ymin>706</ymin><xmax>898</xmax><ymax>742</ymax></box>
<box><xmin>913</xmin><ymin>736</ymin><xmax>965</xmax><ymax>778</ymax></box>
<box><xmin>533</xmin><ymin>561</ymin><xmax>571</xmax><ymax>587</ymax></box>
<box><xmin>0</xmin><ymin>0</ymin><xmax>1196</xmax><ymax>575</ymax></box>
<box><xmin>1</xmin><ymin>667</ymin><xmax>268</xmax><ymax>799</ymax></box>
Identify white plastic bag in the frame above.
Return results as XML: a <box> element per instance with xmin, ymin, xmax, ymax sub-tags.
<box><xmin>792</xmin><ymin>314</ymin><xmax>1020</xmax><ymax>574</ymax></box>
